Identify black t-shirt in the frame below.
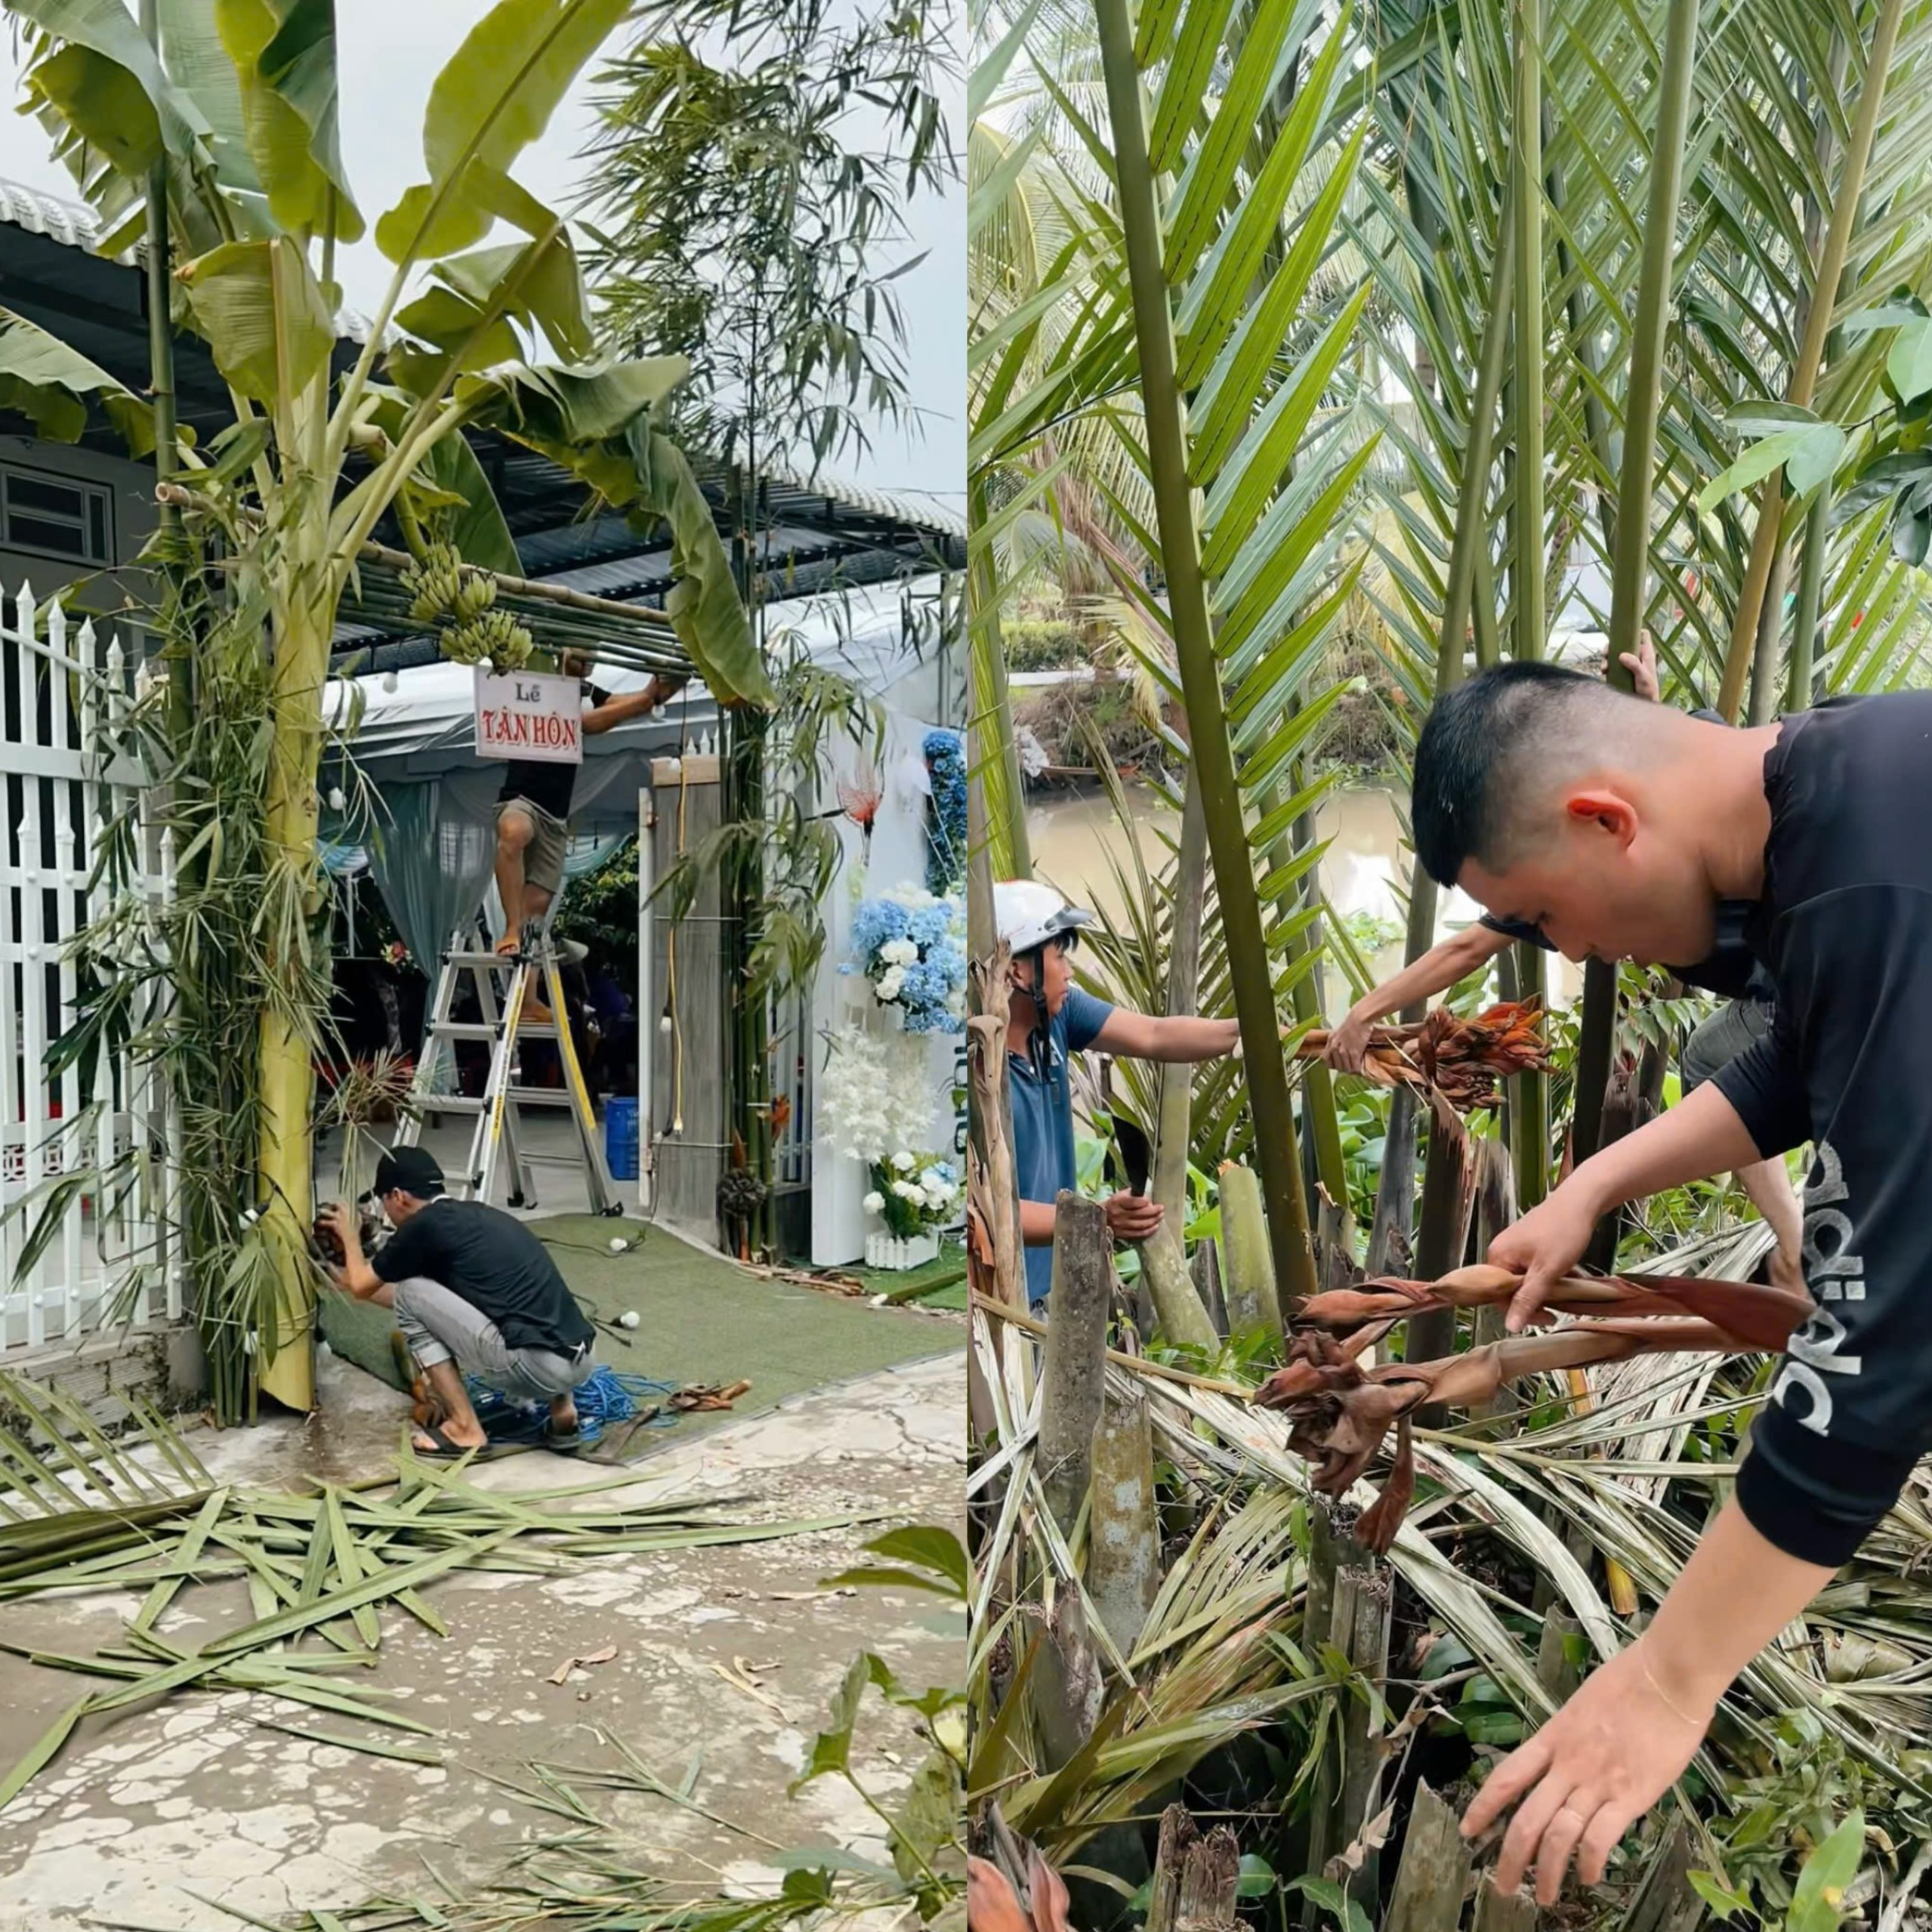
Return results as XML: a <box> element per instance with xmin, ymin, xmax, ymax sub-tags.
<box><xmin>1709</xmin><ymin>692</ymin><xmax>1932</xmax><ymax>1565</ymax></box>
<box><xmin>498</xmin><ymin>685</ymin><xmax>608</xmax><ymax>822</ymax></box>
<box><xmin>372</xmin><ymin>1198</ymin><xmax>594</xmax><ymax>1356</ymax></box>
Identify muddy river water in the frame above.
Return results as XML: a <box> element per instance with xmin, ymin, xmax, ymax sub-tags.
<box><xmin>1024</xmin><ymin>783</ymin><xmax>1582</xmax><ymax>1008</ymax></box>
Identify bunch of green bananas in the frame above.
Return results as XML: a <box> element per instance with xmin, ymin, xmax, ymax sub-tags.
<box><xmin>401</xmin><ymin>542</ymin><xmax>533</xmax><ymax>672</ymax></box>
<box><xmin>402</xmin><ymin>541</ymin><xmax>464</xmax><ymax>625</ymax></box>
<box><xmin>442</xmin><ymin>606</ymin><xmax>535</xmax><ymax>672</ymax></box>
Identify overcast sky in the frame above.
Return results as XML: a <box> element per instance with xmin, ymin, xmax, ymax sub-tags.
<box><xmin>0</xmin><ymin>2</ymin><xmax>963</xmax><ymax>511</ymax></box>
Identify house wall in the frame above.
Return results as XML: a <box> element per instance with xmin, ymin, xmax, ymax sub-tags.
<box><xmin>0</xmin><ymin>432</ymin><xmax>159</xmax><ymax>625</ymax></box>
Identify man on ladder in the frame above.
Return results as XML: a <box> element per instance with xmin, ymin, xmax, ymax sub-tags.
<box><xmin>401</xmin><ymin>652</ymin><xmax>681</xmax><ymax>1214</ymax></box>
<box><xmin>492</xmin><ymin>651</ymin><xmax>684</xmax><ymax>1020</ymax></box>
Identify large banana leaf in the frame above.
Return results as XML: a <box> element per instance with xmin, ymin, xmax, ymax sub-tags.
<box><xmin>457</xmin><ymin>356</ymin><xmax>771</xmax><ymax>706</ymax></box>
<box><xmin>212</xmin><ymin>0</ymin><xmax>364</xmax><ymax>239</ymax></box>
<box><xmin>0</xmin><ymin>307</ymin><xmax>156</xmax><ymax>453</ymax></box>
<box><xmin>374</xmin><ymin>0</ymin><xmax>631</xmax><ymax>261</ymax></box>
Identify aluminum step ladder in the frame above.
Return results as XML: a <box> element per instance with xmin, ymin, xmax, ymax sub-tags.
<box><xmin>398</xmin><ymin>917</ymin><xmax>619</xmax><ymax>1215</ymax></box>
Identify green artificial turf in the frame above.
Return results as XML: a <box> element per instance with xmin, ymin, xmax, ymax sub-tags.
<box><xmin>319</xmin><ymin>1213</ymin><xmax>961</xmax><ymax>1448</ymax></box>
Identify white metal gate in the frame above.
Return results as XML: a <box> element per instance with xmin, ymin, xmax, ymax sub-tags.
<box><xmin>1</xmin><ymin>587</ymin><xmax>180</xmax><ymax>1353</ymax></box>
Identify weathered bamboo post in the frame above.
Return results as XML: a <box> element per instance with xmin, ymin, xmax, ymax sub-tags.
<box><xmin>1147</xmin><ymin>1806</ymin><xmax>1241</xmax><ymax>1932</ymax></box>
<box><xmin>1088</xmin><ymin>1357</ymin><xmax>1160</xmax><ymax>1655</ymax></box>
<box><xmin>1474</xmin><ymin>1875</ymin><xmax>1539</xmax><ymax>1932</ymax></box>
<box><xmin>1303</xmin><ymin>1511</ymin><xmax>1393</xmax><ymax>1922</ymax></box>
<box><xmin>1039</xmin><ymin>1193</ymin><xmax>1111</xmax><ymax>1539</ymax></box>
<box><xmin>1135</xmin><ymin>1222</ymin><xmax>1220</xmax><ymax>1353</ymax></box>
<box><xmin>1219</xmin><ymin>1162</ymin><xmax>1284</xmax><ymax>1337</ymax></box>
<box><xmin>1032</xmin><ymin>1588</ymin><xmax>1105</xmax><ymax>1774</ymax></box>
<box><xmin>1316</xmin><ymin>1186</ymin><xmax>1358</xmax><ymax>1297</ymax></box>
<box><xmin>1385</xmin><ymin>1781</ymin><xmax>1476</xmax><ymax>1932</ymax></box>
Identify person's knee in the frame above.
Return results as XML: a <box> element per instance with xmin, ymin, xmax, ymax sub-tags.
<box><xmin>497</xmin><ymin>809</ymin><xmax>534</xmax><ymax>857</ymax></box>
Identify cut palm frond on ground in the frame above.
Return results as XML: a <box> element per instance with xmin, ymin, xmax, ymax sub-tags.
<box><xmin>0</xmin><ymin>1384</ymin><xmax>865</xmax><ymax>1812</ymax></box>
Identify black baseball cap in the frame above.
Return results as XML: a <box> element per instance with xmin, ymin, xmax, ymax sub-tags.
<box><xmin>372</xmin><ymin>1147</ymin><xmax>446</xmax><ymax>1199</ymax></box>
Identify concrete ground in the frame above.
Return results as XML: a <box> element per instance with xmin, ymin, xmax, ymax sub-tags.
<box><xmin>0</xmin><ymin>1345</ymin><xmax>965</xmax><ymax>1930</ymax></box>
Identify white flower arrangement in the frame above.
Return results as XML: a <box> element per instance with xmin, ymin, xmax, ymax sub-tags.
<box><xmin>817</xmin><ymin>1026</ymin><xmax>942</xmax><ymax>1165</ymax></box>
<box><xmin>866</xmin><ymin>1152</ymin><xmax>963</xmax><ymax>1236</ymax></box>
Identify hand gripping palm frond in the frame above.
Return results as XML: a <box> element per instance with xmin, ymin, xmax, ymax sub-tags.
<box><xmin>1294</xmin><ymin>1001</ymin><xmax>1551</xmax><ymax>1113</ymax></box>
<box><xmin>1250</xmin><ymin>1264</ymin><xmax>1813</xmax><ymax>1554</ymax></box>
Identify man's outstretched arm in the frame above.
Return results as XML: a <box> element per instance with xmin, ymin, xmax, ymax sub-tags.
<box><xmin>1325</xmin><ymin>924</ymin><xmax>1515</xmax><ymax>1069</ymax></box>
<box><xmin>584</xmin><ymin>674</ymin><xmax>687</xmax><ymax>736</ymax></box>
<box><xmin>1090</xmin><ymin>1010</ymin><xmax>1239</xmax><ymax>1063</ymax></box>
<box><xmin>1485</xmin><ymin>1078</ymin><xmax>1766</xmax><ymax>1329</ymax></box>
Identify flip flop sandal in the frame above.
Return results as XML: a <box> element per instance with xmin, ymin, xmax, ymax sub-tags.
<box><xmin>544</xmin><ymin>1422</ymin><xmax>585</xmax><ymax>1455</ymax></box>
<box><xmin>409</xmin><ymin>1420</ymin><xmax>507</xmax><ymax>1463</ymax></box>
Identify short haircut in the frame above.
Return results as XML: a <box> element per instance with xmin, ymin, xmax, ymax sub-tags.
<box><xmin>1412</xmin><ymin>662</ymin><xmax>1639</xmax><ymax>885</ymax></box>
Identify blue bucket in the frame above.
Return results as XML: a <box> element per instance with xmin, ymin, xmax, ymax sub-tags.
<box><xmin>605</xmin><ymin>1095</ymin><xmax>640</xmax><ymax>1180</ymax></box>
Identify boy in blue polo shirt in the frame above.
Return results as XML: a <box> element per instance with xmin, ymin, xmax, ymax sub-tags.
<box><xmin>995</xmin><ymin>881</ymin><xmax>1239</xmax><ymax>1309</ymax></box>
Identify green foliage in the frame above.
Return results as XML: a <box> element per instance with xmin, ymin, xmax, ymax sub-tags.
<box><xmin>1705</xmin><ymin>1714</ymin><xmax>1920</xmax><ymax>1927</ymax></box>
<box><xmin>791</xmin><ymin>1528</ymin><xmax>966</xmax><ymax>1917</ymax></box>
<box><xmin>656</xmin><ymin>653</ymin><xmax>879</xmax><ymax>1002</ymax></box>
<box><xmin>46</xmin><ymin>511</ymin><xmax>344</xmax><ymax>1421</ymax></box>
<box><xmin>1004</xmin><ymin>619</ymin><xmax>1088</xmax><ymax>671</ymax></box>
<box><xmin>551</xmin><ymin>838</ymin><xmax>640</xmax><ymax>986</ymax></box>
<box><xmin>584</xmin><ymin>0</ymin><xmax>954</xmax><ymax>472</ymax></box>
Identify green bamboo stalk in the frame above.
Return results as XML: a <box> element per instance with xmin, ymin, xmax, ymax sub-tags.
<box><xmin>1511</xmin><ymin>0</ymin><xmax>1545</xmax><ymax>667</ymax></box>
<box><xmin>1151</xmin><ymin>770</ymin><xmax>1208</xmax><ymax>1225</ymax></box>
<box><xmin>1506</xmin><ymin>0</ymin><xmax>1551</xmax><ymax>1207</ymax></box>
<box><xmin>1716</xmin><ymin>0</ymin><xmax>1907</xmax><ymax>721</ymax></box>
<box><xmin>1092</xmin><ymin>0</ymin><xmax>1317</xmax><ymax>1309</ymax></box>
<box><xmin>1748</xmin><ymin>549</ymin><xmax>1792</xmax><ymax>725</ymax></box>
<box><xmin>1573</xmin><ymin>0</ymin><xmax>1701</xmax><ymax>1177</ymax></box>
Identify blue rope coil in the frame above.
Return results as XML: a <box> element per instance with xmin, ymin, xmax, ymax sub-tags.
<box><xmin>463</xmin><ymin>1364</ymin><xmax>677</xmax><ymax>1446</ymax></box>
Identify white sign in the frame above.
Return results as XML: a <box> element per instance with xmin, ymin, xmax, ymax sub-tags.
<box><xmin>473</xmin><ymin>668</ymin><xmax>585</xmax><ymax>765</ymax></box>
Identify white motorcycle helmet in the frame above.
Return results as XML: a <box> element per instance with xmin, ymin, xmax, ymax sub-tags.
<box><xmin>992</xmin><ymin>879</ymin><xmax>1094</xmax><ymax>956</ymax></box>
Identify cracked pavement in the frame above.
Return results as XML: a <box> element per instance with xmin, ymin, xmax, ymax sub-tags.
<box><xmin>0</xmin><ymin>1344</ymin><xmax>964</xmax><ymax>1930</ymax></box>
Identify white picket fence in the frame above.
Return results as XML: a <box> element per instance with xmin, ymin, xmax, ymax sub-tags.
<box><xmin>1</xmin><ymin>588</ymin><xmax>181</xmax><ymax>1355</ymax></box>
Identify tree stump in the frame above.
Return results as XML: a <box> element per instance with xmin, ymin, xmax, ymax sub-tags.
<box><xmin>1474</xmin><ymin>1872</ymin><xmax>1538</xmax><ymax>1932</ymax></box>
<box><xmin>1146</xmin><ymin>1804</ymin><xmax>1241</xmax><ymax>1932</ymax></box>
<box><xmin>1039</xmin><ymin>1192</ymin><xmax>1110</xmax><ymax>1539</ymax></box>
<box><xmin>1089</xmin><ymin>1367</ymin><xmax>1160</xmax><ymax>1654</ymax></box>
<box><xmin>1384</xmin><ymin>1780</ymin><xmax>1476</xmax><ymax>1932</ymax></box>
<box><xmin>1302</xmin><ymin>1508</ymin><xmax>1393</xmax><ymax>1921</ymax></box>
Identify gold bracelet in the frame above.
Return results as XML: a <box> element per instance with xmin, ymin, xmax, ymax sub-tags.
<box><xmin>1639</xmin><ymin>1647</ymin><xmax>1708</xmax><ymax>1728</ymax></box>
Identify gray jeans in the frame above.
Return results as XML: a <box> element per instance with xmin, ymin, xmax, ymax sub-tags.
<box><xmin>1680</xmin><ymin>997</ymin><xmax>1774</xmax><ymax>1094</ymax></box>
<box><xmin>393</xmin><ymin>1276</ymin><xmax>596</xmax><ymax>1404</ymax></box>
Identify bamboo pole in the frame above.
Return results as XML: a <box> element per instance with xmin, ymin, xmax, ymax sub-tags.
<box><xmin>1152</xmin><ymin>770</ymin><xmax>1208</xmax><ymax>1224</ymax></box>
<box><xmin>1716</xmin><ymin>0</ymin><xmax>1907</xmax><ymax>721</ymax></box>
<box><xmin>1365</xmin><ymin>214</ymin><xmax>1517</xmax><ymax>1270</ymax></box>
<box><xmin>1093</xmin><ymin>0</ymin><xmax>1317</xmax><ymax>1310</ymax></box>
<box><xmin>1135</xmin><ymin>1222</ymin><xmax>1219</xmax><ymax>1354</ymax></box>
<box><xmin>1218</xmin><ymin>1163</ymin><xmax>1283</xmax><ymax>1338</ymax></box>
<box><xmin>1573</xmin><ymin>0</ymin><xmax>1702</xmax><ymax>1182</ymax></box>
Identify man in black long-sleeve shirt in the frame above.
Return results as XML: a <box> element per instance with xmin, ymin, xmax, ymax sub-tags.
<box><xmin>1404</xmin><ymin>665</ymin><xmax>1932</xmax><ymax>1901</ymax></box>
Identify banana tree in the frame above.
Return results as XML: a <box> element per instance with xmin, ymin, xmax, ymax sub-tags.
<box><xmin>10</xmin><ymin>0</ymin><xmax>767</xmax><ymax>1419</ymax></box>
